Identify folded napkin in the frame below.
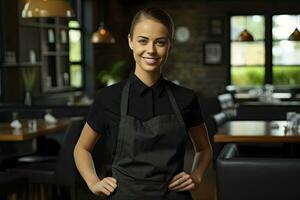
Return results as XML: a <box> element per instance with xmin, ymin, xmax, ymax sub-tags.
<box><xmin>10</xmin><ymin>120</ymin><xmax>22</xmax><ymax>129</ymax></box>
<box><xmin>44</xmin><ymin>113</ymin><xmax>57</xmax><ymax>124</ymax></box>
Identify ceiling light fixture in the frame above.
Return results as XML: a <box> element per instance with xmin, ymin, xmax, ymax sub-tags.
<box><xmin>91</xmin><ymin>22</ymin><xmax>115</xmax><ymax>44</ymax></box>
<box><xmin>288</xmin><ymin>15</ymin><xmax>300</xmax><ymax>41</ymax></box>
<box><xmin>236</xmin><ymin>16</ymin><xmax>254</xmax><ymax>42</ymax></box>
<box><xmin>22</xmin><ymin>0</ymin><xmax>75</xmax><ymax>18</ymax></box>
<box><xmin>91</xmin><ymin>0</ymin><xmax>115</xmax><ymax>44</ymax></box>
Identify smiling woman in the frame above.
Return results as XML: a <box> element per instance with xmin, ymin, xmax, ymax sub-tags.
<box><xmin>127</xmin><ymin>8</ymin><xmax>174</xmax><ymax>86</ymax></box>
<box><xmin>128</xmin><ymin>18</ymin><xmax>171</xmax><ymax>79</ymax></box>
<box><xmin>74</xmin><ymin>7</ymin><xmax>212</xmax><ymax>200</ymax></box>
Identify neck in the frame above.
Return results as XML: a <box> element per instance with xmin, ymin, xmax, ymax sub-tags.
<box><xmin>134</xmin><ymin>67</ymin><xmax>161</xmax><ymax>87</ymax></box>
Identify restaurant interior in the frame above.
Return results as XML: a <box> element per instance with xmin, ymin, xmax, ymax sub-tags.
<box><xmin>1</xmin><ymin>0</ymin><xmax>300</xmax><ymax>199</ymax></box>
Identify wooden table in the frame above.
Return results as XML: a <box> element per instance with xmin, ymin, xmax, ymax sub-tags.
<box><xmin>0</xmin><ymin>119</ymin><xmax>70</xmax><ymax>141</ymax></box>
<box><xmin>214</xmin><ymin>120</ymin><xmax>300</xmax><ymax>143</ymax></box>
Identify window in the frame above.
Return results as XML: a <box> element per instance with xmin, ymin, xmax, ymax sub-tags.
<box><xmin>69</xmin><ymin>20</ymin><xmax>83</xmax><ymax>88</ymax></box>
<box><xmin>272</xmin><ymin>15</ymin><xmax>300</xmax><ymax>85</ymax></box>
<box><xmin>40</xmin><ymin>19</ymin><xmax>84</xmax><ymax>92</ymax></box>
<box><xmin>230</xmin><ymin>14</ymin><xmax>300</xmax><ymax>87</ymax></box>
<box><xmin>230</xmin><ymin>15</ymin><xmax>265</xmax><ymax>86</ymax></box>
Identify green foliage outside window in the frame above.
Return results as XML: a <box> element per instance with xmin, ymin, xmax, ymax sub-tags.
<box><xmin>231</xmin><ymin>66</ymin><xmax>264</xmax><ymax>86</ymax></box>
<box><xmin>231</xmin><ymin>66</ymin><xmax>300</xmax><ymax>86</ymax></box>
<box><xmin>273</xmin><ymin>66</ymin><xmax>300</xmax><ymax>85</ymax></box>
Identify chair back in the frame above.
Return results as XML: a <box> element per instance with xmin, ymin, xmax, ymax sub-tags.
<box><xmin>217</xmin><ymin>93</ymin><xmax>235</xmax><ymax>110</ymax></box>
<box><xmin>216</xmin><ymin>144</ymin><xmax>300</xmax><ymax>200</ymax></box>
<box><xmin>213</xmin><ymin>112</ymin><xmax>227</xmax><ymax>128</ymax></box>
<box><xmin>55</xmin><ymin>117</ymin><xmax>85</xmax><ymax>186</ymax></box>
<box><xmin>0</xmin><ymin>172</ymin><xmax>27</xmax><ymax>195</ymax></box>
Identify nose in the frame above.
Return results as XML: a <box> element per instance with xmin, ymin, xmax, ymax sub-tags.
<box><xmin>146</xmin><ymin>42</ymin><xmax>156</xmax><ymax>54</ymax></box>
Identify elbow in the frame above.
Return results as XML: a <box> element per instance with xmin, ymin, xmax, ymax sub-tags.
<box><xmin>73</xmin><ymin>143</ymin><xmax>78</xmax><ymax>161</ymax></box>
<box><xmin>73</xmin><ymin>142</ymin><xmax>81</xmax><ymax>162</ymax></box>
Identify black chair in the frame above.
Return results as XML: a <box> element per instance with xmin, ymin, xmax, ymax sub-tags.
<box><xmin>212</xmin><ymin>112</ymin><xmax>227</xmax><ymax>128</ymax></box>
<box><xmin>216</xmin><ymin>144</ymin><xmax>300</xmax><ymax>200</ymax></box>
<box><xmin>217</xmin><ymin>93</ymin><xmax>237</xmax><ymax>120</ymax></box>
<box><xmin>7</xmin><ymin>117</ymin><xmax>85</xmax><ymax>200</ymax></box>
<box><xmin>217</xmin><ymin>93</ymin><xmax>235</xmax><ymax>110</ymax></box>
<box><xmin>0</xmin><ymin>171</ymin><xmax>27</xmax><ymax>200</ymax></box>
<box><xmin>210</xmin><ymin>112</ymin><xmax>229</xmax><ymax>166</ymax></box>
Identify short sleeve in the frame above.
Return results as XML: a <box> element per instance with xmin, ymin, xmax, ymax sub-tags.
<box><xmin>86</xmin><ymin>93</ymin><xmax>108</xmax><ymax>134</ymax></box>
<box><xmin>186</xmin><ymin>92</ymin><xmax>204</xmax><ymax>129</ymax></box>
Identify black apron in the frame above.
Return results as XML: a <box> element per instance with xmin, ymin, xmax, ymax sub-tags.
<box><xmin>109</xmin><ymin>79</ymin><xmax>192</xmax><ymax>200</ymax></box>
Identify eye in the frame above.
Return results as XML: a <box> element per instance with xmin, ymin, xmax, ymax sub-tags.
<box><xmin>155</xmin><ymin>40</ymin><xmax>167</xmax><ymax>47</ymax></box>
<box><xmin>138</xmin><ymin>39</ymin><xmax>147</xmax><ymax>45</ymax></box>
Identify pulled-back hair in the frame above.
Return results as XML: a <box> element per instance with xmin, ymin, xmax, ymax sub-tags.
<box><xmin>129</xmin><ymin>7</ymin><xmax>174</xmax><ymax>41</ymax></box>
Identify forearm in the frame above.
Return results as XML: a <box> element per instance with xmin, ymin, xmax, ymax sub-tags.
<box><xmin>74</xmin><ymin>146</ymin><xmax>100</xmax><ymax>187</ymax></box>
<box><xmin>191</xmin><ymin>148</ymin><xmax>212</xmax><ymax>183</ymax></box>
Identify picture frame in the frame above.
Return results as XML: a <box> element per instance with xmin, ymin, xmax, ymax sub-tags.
<box><xmin>203</xmin><ymin>42</ymin><xmax>223</xmax><ymax>65</ymax></box>
<box><xmin>208</xmin><ymin>17</ymin><xmax>224</xmax><ymax>36</ymax></box>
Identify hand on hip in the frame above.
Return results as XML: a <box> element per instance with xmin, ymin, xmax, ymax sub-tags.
<box><xmin>168</xmin><ymin>171</ymin><xmax>200</xmax><ymax>192</ymax></box>
<box><xmin>89</xmin><ymin>177</ymin><xmax>117</xmax><ymax>196</ymax></box>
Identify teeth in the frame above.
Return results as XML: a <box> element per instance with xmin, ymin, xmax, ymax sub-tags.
<box><xmin>143</xmin><ymin>57</ymin><xmax>158</xmax><ymax>64</ymax></box>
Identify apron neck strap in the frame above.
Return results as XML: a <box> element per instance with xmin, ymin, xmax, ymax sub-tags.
<box><xmin>121</xmin><ymin>77</ymin><xmax>186</xmax><ymax>128</ymax></box>
<box><xmin>165</xmin><ymin>83</ymin><xmax>185</xmax><ymax>128</ymax></box>
<box><xmin>121</xmin><ymin>79</ymin><xmax>130</xmax><ymax>117</ymax></box>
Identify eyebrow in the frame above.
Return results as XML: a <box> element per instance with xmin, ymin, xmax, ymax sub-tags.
<box><xmin>137</xmin><ymin>36</ymin><xmax>168</xmax><ymax>40</ymax></box>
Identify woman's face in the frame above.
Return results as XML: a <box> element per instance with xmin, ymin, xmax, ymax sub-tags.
<box><xmin>128</xmin><ymin>18</ymin><xmax>171</xmax><ymax>74</ymax></box>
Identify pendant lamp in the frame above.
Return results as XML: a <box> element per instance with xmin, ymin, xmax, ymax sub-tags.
<box><xmin>91</xmin><ymin>0</ymin><xmax>115</xmax><ymax>44</ymax></box>
<box><xmin>288</xmin><ymin>28</ymin><xmax>300</xmax><ymax>41</ymax></box>
<box><xmin>235</xmin><ymin>16</ymin><xmax>254</xmax><ymax>42</ymax></box>
<box><xmin>22</xmin><ymin>0</ymin><xmax>75</xmax><ymax>18</ymax></box>
<box><xmin>91</xmin><ymin>22</ymin><xmax>116</xmax><ymax>44</ymax></box>
<box><xmin>288</xmin><ymin>15</ymin><xmax>300</xmax><ymax>41</ymax></box>
<box><xmin>236</xmin><ymin>29</ymin><xmax>254</xmax><ymax>41</ymax></box>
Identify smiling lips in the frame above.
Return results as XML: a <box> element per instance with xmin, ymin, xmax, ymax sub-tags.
<box><xmin>143</xmin><ymin>57</ymin><xmax>159</xmax><ymax>65</ymax></box>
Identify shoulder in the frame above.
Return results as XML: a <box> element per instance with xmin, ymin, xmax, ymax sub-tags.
<box><xmin>93</xmin><ymin>80</ymin><xmax>127</xmax><ymax>106</ymax></box>
<box><xmin>165</xmin><ymin>79</ymin><xmax>198</xmax><ymax>104</ymax></box>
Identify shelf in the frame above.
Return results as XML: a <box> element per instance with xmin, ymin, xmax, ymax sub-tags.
<box><xmin>1</xmin><ymin>62</ymin><xmax>42</xmax><ymax>68</ymax></box>
<box><xmin>43</xmin><ymin>52</ymin><xmax>69</xmax><ymax>56</ymax></box>
<box><xmin>19</xmin><ymin>22</ymin><xmax>69</xmax><ymax>29</ymax></box>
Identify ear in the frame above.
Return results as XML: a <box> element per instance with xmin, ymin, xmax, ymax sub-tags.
<box><xmin>128</xmin><ymin>34</ymin><xmax>133</xmax><ymax>50</ymax></box>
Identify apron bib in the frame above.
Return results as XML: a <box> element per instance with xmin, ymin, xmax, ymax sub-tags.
<box><xmin>109</xmin><ymin>79</ymin><xmax>192</xmax><ymax>200</ymax></box>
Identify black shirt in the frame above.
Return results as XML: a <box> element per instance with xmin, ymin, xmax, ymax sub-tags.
<box><xmin>87</xmin><ymin>73</ymin><xmax>204</xmax><ymax>135</ymax></box>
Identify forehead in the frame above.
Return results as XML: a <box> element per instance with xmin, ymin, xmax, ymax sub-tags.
<box><xmin>132</xmin><ymin>18</ymin><xmax>169</xmax><ymax>38</ymax></box>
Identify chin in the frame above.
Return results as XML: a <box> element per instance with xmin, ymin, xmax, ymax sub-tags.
<box><xmin>141</xmin><ymin>65</ymin><xmax>161</xmax><ymax>73</ymax></box>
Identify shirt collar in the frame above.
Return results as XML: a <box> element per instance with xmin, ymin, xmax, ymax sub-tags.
<box><xmin>129</xmin><ymin>72</ymin><xmax>165</xmax><ymax>97</ymax></box>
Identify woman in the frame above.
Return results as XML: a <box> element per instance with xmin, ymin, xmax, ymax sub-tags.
<box><xmin>74</xmin><ymin>7</ymin><xmax>212</xmax><ymax>199</ymax></box>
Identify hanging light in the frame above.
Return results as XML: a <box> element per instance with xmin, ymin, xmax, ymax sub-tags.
<box><xmin>236</xmin><ymin>29</ymin><xmax>254</xmax><ymax>41</ymax></box>
<box><xmin>91</xmin><ymin>0</ymin><xmax>115</xmax><ymax>44</ymax></box>
<box><xmin>235</xmin><ymin>16</ymin><xmax>254</xmax><ymax>42</ymax></box>
<box><xmin>288</xmin><ymin>28</ymin><xmax>300</xmax><ymax>41</ymax></box>
<box><xmin>288</xmin><ymin>15</ymin><xmax>300</xmax><ymax>41</ymax></box>
<box><xmin>22</xmin><ymin>0</ymin><xmax>75</xmax><ymax>18</ymax></box>
<box><xmin>91</xmin><ymin>22</ymin><xmax>115</xmax><ymax>44</ymax></box>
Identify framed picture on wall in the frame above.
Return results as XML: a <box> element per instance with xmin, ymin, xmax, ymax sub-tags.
<box><xmin>203</xmin><ymin>42</ymin><xmax>223</xmax><ymax>65</ymax></box>
<box><xmin>208</xmin><ymin>17</ymin><xmax>224</xmax><ymax>36</ymax></box>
